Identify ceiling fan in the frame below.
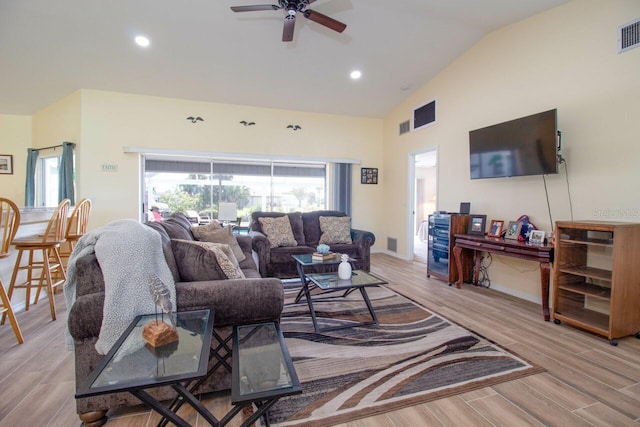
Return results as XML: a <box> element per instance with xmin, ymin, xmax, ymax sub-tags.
<box><xmin>230</xmin><ymin>0</ymin><xmax>347</xmax><ymax>42</ymax></box>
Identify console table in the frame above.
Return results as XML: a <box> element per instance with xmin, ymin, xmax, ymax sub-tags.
<box><xmin>452</xmin><ymin>234</ymin><xmax>554</xmax><ymax>321</ymax></box>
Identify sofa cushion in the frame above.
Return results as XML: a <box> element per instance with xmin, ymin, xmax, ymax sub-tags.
<box><xmin>251</xmin><ymin>211</ymin><xmax>305</xmax><ymax>245</ymax></box>
<box><xmin>258</xmin><ymin>216</ymin><xmax>298</xmax><ymax>248</ymax></box>
<box><xmin>319</xmin><ymin>216</ymin><xmax>353</xmax><ymax>244</ymax></box>
<box><xmin>302</xmin><ymin>210</ymin><xmax>346</xmax><ymax>247</ymax></box>
<box><xmin>160</xmin><ymin>214</ymin><xmax>195</xmax><ymax>241</ymax></box>
<box><xmin>171</xmin><ymin>239</ymin><xmax>244</xmax><ymax>281</ymax></box>
<box><xmin>269</xmin><ymin>245</ymin><xmax>315</xmax><ymax>264</ymax></box>
<box><xmin>192</xmin><ymin>225</ymin><xmax>246</xmax><ymax>263</ymax></box>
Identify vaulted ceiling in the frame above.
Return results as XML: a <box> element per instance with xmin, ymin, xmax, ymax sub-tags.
<box><xmin>0</xmin><ymin>0</ymin><xmax>570</xmax><ymax>117</ymax></box>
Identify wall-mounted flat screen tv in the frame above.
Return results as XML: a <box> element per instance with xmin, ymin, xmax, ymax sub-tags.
<box><xmin>469</xmin><ymin>109</ymin><xmax>558</xmax><ymax>179</ymax></box>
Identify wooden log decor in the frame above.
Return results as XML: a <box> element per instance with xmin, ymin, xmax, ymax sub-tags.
<box><xmin>142</xmin><ymin>320</ymin><xmax>179</xmax><ymax>348</ymax></box>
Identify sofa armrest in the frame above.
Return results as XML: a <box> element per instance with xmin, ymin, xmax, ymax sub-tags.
<box><xmin>351</xmin><ymin>228</ymin><xmax>376</xmax><ymax>272</ymax></box>
<box><xmin>176</xmin><ymin>278</ymin><xmax>283</xmax><ymax>326</ymax></box>
<box><xmin>68</xmin><ymin>291</ymin><xmax>105</xmax><ymax>341</ymax></box>
<box><xmin>249</xmin><ymin>231</ymin><xmax>271</xmax><ymax>277</ymax></box>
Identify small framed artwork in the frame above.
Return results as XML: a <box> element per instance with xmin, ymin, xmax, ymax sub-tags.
<box><xmin>0</xmin><ymin>155</ymin><xmax>13</xmax><ymax>175</ymax></box>
<box><xmin>529</xmin><ymin>230</ymin><xmax>546</xmax><ymax>245</ymax></box>
<box><xmin>488</xmin><ymin>219</ymin><xmax>504</xmax><ymax>237</ymax></box>
<box><xmin>361</xmin><ymin>168</ymin><xmax>378</xmax><ymax>184</ymax></box>
<box><xmin>467</xmin><ymin>215</ymin><xmax>487</xmax><ymax>235</ymax></box>
<box><xmin>505</xmin><ymin>221</ymin><xmax>522</xmax><ymax>240</ymax></box>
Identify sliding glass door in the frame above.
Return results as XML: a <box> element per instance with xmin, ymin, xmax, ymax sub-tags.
<box><xmin>143</xmin><ymin>157</ymin><xmax>327</xmax><ymax>224</ymax></box>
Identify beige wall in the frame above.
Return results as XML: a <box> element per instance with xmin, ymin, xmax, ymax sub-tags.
<box><xmin>382</xmin><ymin>0</ymin><xmax>640</xmax><ymax>302</ymax></box>
<box><xmin>74</xmin><ymin>90</ymin><xmax>384</xmax><ymax>238</ymax></box>
<box><xmin>0</xmin><ymin>114</ymin><xmax>31</xmax><ymax>204</ymax></box>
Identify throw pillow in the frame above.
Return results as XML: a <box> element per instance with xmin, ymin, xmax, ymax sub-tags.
<box><xmin>193</xmin><ymin>220</ymin><xmax>223</xmax><ymax>232</ymax></box>
<box><xmin>171</xmin><ymin>239</ymin><xmax>245</xmax><ymax>281</ymax></box>
<box><xmin>319</xmin><ymin>216</ymin><xmax>353</xmax><ymax>244</ymax></box>
<box><xmin>191</xmin><ymin>225</ymin><xmax>246</xmax><ymax>262</ymax></box>
<box><xmin>258</xmin><ymin>216</ymin><xmax>298</xmax><ymax>249</ymax></box>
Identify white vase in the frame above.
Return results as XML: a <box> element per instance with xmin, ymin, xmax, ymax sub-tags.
<box><xmin>338</xmin><ymin>254</ymin><xmax>352</xmax><ymax>280</ymax></box>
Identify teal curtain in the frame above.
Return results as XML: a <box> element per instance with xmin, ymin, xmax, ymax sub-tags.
<box><xmin>333</xmin><ymin>163</ymin><xmax>352</xmax><ymax>215</ymax></box>
<box><xmin>24</xmin><ymin>148</ymin><xmax>39</xmax><ymax>206</ymax></box>
<box><xmin>59</xmin><ymin>142</ymin><xmax>76</xmax><ymax>204</ymax></box>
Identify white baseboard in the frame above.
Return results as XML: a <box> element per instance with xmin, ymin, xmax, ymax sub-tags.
<box><xmin>371</xmin><ymin>249</ymin><xmax>411</xmax><ymax>261</ymax></box>
<box><xmin>487</xmin><ymin>282</ymin><xmax>542</xmax><ymax>305</ymax></box>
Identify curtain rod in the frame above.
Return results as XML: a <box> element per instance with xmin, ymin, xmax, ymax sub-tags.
<box><xmin>32</xmin><ymin>142</ymin><xmax>76</xmax><ymax>152</ymax></box>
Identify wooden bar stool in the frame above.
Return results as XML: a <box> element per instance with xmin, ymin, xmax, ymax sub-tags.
<box><xmin>58</xmin><ymin>198</ymin><xmax>92</xmax><ymax>270</ymax></box>
<box><xmin>3</xmin><ymin>199</ymin><xmax>70</xmax><ymax>322</ymax></box>
<box><xmin>0</xmin><ymin>198</ymin><xmax>24</xmax><ymax>344</ymax></box>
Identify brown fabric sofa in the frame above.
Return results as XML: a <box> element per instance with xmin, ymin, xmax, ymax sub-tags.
<box><xmin>249</xmin><ymin>210</ymin><xmax>376</xmax><ymax>278</ymax></box>
<box><xmin>67</xmin><ymin>213</ymin><xmax>283</xmax><ymax>426</ymax></box>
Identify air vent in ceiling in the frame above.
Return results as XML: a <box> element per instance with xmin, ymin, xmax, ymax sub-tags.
<box><xmin>399</xmin><ymin>120</ymin><xmax>411</xmax><ymax>135</ymax></box>
<box><xmin>618</xmin><ymin>18</ymin><xmax>639</xmax><ymax>53</ymax></box>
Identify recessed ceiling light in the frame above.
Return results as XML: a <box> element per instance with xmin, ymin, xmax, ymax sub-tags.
<box><xmin>350</xmin><ymin>70</ymin><xmax>362</xmax><ymax>80</ymax></box>
<box><xmin>135</xmin><ymin>35</ymin><xmax>150</xmax><ymax>47</ymax></box>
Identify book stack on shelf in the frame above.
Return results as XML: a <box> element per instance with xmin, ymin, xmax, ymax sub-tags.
<box><xmin>312</xmin><ymin>252</ymin><xmax>339</xmax><ymax>262</ymax></box>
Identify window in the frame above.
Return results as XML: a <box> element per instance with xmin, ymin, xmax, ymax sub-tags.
<box><xmin>144</xmin><ymin>157</ymin><xmax>327</xmax><ymax>224</ymax></box>
<box><xmin>37</xmin><ymin>155</ymin><xmax>61</xmax><ymax>207</ymax></box>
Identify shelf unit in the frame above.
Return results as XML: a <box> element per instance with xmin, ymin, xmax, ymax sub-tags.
<box><xmin>426</xmin><ymin>214</ymin><xmax>470</xmax><ymax>284</ymax></box>
<box><xmin>552</xmin><ymin>220</ymin><xmax>640</xmax><ymax>345</ymax></box>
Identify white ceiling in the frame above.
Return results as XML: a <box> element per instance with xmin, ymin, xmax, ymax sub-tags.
<box><xmin>0</xmin><ymin>0</ymin><xmax>570</xmax><ymax>118</ymax></box>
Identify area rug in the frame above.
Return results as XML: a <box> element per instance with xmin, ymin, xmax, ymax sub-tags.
<box><xmin>268</xmin><ymin>283</ymin><xmax>544</xmax><ymax>426</ymax></box>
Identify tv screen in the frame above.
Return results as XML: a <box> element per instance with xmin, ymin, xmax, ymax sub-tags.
<box><xmin>469</xmin><ymin>109</ymin><xmax>558</xmax><ymax>179</ymax></box>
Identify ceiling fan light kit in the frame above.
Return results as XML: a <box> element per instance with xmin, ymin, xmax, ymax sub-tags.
<box><xmin>230</xmin><ymin>0</ymin><xmax>346</xmax><ymax>42</ymax></box>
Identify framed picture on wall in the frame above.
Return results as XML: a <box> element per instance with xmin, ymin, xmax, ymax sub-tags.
<box><xmin>361</xmin><ymin>168</ymin><xmax>378</xmax><ymax>184</ymax></box>
<box><xmin>0</xmin><ymin>155</ymin><xmax>13</xmax><ymax>175</ymax></box>
<box><xmin>467</xmin><ymin>215</ymin><xmax>487</xmax><ymax>235</ymax></box>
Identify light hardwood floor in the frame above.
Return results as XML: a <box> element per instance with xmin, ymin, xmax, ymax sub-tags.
<box><xmin>1</xmin><ymin>253</ymin><xmax>639</xmax><ymax>426</ymax></box>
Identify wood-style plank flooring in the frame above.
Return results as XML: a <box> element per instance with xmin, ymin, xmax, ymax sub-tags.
<box><xmin>1</xmin><ymin>253</ymin><xmax>639</xmax><ymax>426</ymax></box>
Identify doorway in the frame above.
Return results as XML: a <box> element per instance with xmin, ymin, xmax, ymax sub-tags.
<box><xmin>410</xmin><ymin>149</ymin><xmax>437</xmax><ymax>264</ymax></box>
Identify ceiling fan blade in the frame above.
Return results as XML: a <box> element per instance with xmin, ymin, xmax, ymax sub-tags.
<box><xmin>282</xmin><ymin>15</ymin><xmax>296</xmax><ymax>42</ymax></box>
<box><xmin>230</xmin><ymin>4</ymin><xmax>280</xmax><ymax>12</ymax></box>
<box><xmin>303</xmin><ymin>9</ymin><xmax>346</xmax><ymax>33</ymax></box>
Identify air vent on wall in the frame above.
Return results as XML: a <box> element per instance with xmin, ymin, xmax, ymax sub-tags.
<box><xmin>413</xmin><ymin>99</ymin><xmax>436</xmax><ymax>131</ymax></box>
<box><xmin>618</xmin><ymin>18</ymin><xmax>640</xmax><ymax>53</ymax></box>
<box><xmin>387</xmin><ymin>237</ymin><xmax>397</xmax><ymax>252</ymax></box>
<box><xmin>399</xmin><ymin>120</ymin><xmax>411</xmax><ymax>135</ymax></box>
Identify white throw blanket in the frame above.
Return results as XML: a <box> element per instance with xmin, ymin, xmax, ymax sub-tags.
<box><xmin>64</xmin><ymin>219</ymin><xmax>176</xmax><ymax>355</ymax></box>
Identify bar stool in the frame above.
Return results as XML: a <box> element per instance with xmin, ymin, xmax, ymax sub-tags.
<box><xmin>4</xmin><ymin>199</ymin><xmax>70</xmax><ymax>322</ymax></box>
<box><xmin>0</xmin><ymin>198</ymin><xmax>24</xmax><ymax>344</ymax></box>
<box><xmin>58</xmin><ymin>198</ymin><xmax>92</xmax><ymax>270</ymax></box>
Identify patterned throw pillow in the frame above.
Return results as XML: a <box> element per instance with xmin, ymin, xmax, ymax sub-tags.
<box><xmin>172</xmin><ymin>239</ymin><xmax>245</xmax><ymax>280</ymax></box>
<box><xmin>319</xmin><ymin>216</ymin><xmax>353</xmax><ymax>244</ymax></box>
<box><xmin>258</xmin><ymin>216</ymin><xmax>298</xmax><ymax>249</ymax></box>
<box><xmin>191</xmin><ymin>225</ymin><xmax>246</xmax><ymax>262</ymax></box>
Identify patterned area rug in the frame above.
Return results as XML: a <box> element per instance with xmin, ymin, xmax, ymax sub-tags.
<box><xmin>268</xmin><ymin>283</ymin><xmax>544</xmax><ymax>426</ymax></box>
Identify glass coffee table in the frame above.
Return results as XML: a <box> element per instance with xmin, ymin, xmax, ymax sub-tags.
<box><xmin>302</xmin><ymin>270</ymin><xmax>388</xmax><ymax>332</ymax></box>
<box><xmin>75</xmin><ymin>309</ymin><xmax>214</xmax><ymax>427</ymax></box>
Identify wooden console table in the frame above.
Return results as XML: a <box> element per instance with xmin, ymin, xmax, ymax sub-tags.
<box><xmin>452</xmin><ymin>234</ymin><xmax>554</xmax><ymax>321</ymax></box>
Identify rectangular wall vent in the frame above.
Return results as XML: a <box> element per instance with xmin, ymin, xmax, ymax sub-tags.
<box><xmin>387</xmin><ymin>237</ymin><xmax>397</xmax><ymax>252</ymax></box>
<box><xmin>618</xmin><ymin>18</ymin><xmax>640</xmax><ymax>53</ymax></box>
<box><xmin>413</xmin><ymin>99</ymin><xmax>437</xmax><ymax>131</ymax></box>
<box><xmin>399</xmin><ymin>120</ymin><xmax>411</xmax><ymax>135</ymax></box>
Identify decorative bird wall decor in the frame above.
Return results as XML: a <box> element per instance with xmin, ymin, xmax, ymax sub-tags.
<box><xmin>187</xmin><ymin>116</ymin><xmax>204</xmax><ymax>123</ymax></box>
<box><xmin>287</xmin><ymin>125</ymin><xmax>302</xmax><ymax>131</ymax></box>
<box><xmin>240</xmin><ymin>120</ymin><xmax>256</xmax><ymax>126</ymax></box>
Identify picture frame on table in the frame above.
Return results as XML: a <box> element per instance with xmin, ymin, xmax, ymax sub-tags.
<box><xmin>467</xmin><ymin>215</ymin><xmax>487</xmax><ymax>235</ymax></box>
<box><xmin>505</xmin><ymin>221</ymin><xmax>522</xmax><ymax>240</ymax></box>
<box><xmin>529</xmin><ymin>230</ymin><xmax>546</xmax><ymax>245</ymax></box>
<box><xmin>488</xmin><ymin>219</ymin><xmax>504</xmax><ymax>237</ymax></box>
<box><xmin>0</xmin><ymin>155</ymin><xmax>13</xmax><ymax>175</ymax></box>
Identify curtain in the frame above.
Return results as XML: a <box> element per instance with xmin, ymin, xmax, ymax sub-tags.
<box><xmin>333</xmin><ymin>163</ymin><xmax>352</xmax><ymax>215</ymax></box>
<box><xmin>24</xmin><ymin>148</ymin><xmax>39</xmax><ymax>207</ymax></box>
<box><xmin>59</xmin><ymin>142</ymin><xmax>76</xmax><ymax>204</ymax></box>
